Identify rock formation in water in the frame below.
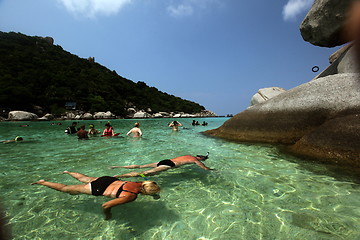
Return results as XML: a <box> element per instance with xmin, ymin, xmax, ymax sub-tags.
<box><xmin>205</xmin><ymin>0</ymin><xmax>360</xmax><ymax>168</ymax></box>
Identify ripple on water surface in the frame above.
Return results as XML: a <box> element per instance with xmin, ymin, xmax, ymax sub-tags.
<box><xmin>1</xmin><ymin>118</ymin><xmax>360</xmax><ymax>239</ymax></box>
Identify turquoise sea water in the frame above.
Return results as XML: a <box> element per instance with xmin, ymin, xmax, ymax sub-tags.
<box><xmin>1</xmin><ymin>118</ymin><xmax>360</xmax><ymax>240</ymax></box>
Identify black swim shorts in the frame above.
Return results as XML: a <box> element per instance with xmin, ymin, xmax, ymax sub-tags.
<box><xmin>157</xmin><ymin>159</ymin><xmax>176</xmax><ymax>168</ymax></box>
<box><xmin>90</xmin><ymin>176</ymin><xmax>119</xmax><ymax>196</ymax></box>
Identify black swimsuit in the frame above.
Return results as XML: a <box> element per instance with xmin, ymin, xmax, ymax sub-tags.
<box><xmin>91</xmin><ymin>176</ymin><xmax>118</xmax><ymax>196</ymax></box>
<box><xmin>157</xmin><ymin>159</ymin><xmax>176</xmax><ymax>168</ymax></box>
<box><xmin>115</xmin><ymin>182</ymin><xmax>138</xmax><ymax>198</ymax></box>
<box><xmin>90</xmin><ymin>176</ymin><xmax>139</xmax><ymax>198</ymax></box>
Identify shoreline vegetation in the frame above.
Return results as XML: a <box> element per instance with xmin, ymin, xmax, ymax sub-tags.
<box><xmin>0</xmin><ymin>31</ymin><xmax>211</xmax><ymax>118</ymax></box>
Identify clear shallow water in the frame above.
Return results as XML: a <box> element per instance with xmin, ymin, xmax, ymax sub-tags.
<box><xmin>1</xmin><ymin>118</ymin><xmax>360</xmax><ymax>240</ymax></box>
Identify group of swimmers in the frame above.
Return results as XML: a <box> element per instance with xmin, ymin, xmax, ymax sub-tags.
<box><xmin>32</xmin><ymin>152</ymin><xmax>212</xmax><ymax>220</ymax></box>
<box><xmin>192</xmin><ymin>120</ymin><xmax>208</xmax><ymax>126</ymax></box>
<box><xmin>67</xmin><ymin>118</ymin><xmax>204</xmax><ymax>139</ymax></box>
<box><xmin>13</xmin><ymin>119</ymin><xmax>213</xmax><ymax>220</ymax></box>
<box><xmin>65</xmin><ymin>122</ymin><xmax>143</xmax><ymax>139</ymax></box>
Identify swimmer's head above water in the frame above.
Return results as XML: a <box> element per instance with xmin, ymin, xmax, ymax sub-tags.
<box><xmin>14</xmin><ymin>136</ymin><xmax>23</xmax><ymax>142</ymax></box>
<box><xmin>196</xmin><ymin>152</ymin><xmax>209</xmax><ymax>161</ymax></box>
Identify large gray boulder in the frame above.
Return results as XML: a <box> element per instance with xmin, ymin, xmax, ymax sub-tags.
<box><xmin>158</xmin><ymin>112</ymin><xmax>170</xmax><ymax>117</ymax></box>
<box><xmin>195</xmin><ymin>110</ymin><xmax>217</xmax><ymax>117</ymax></box>
<box><xmin>8</xmin><ymin>111</ymin><xmax>38</xmax><ymax>121</ymax></box>
<box><xmin>205</xmin><ymin>73</ymin><xmax>360</xmax><ymax>166</ymax></box>
<box><xmin>289</xmin><ymin>114</ymin><xmax>360</xmax><ymax>165</ymax></box>
<box><xmin>300</xmin><ymin>0</ymin><xmax>354</xmax><ymax>47</ymax></box>
<box><xmin>64</xmin><ymin>112</ymin><xmax>76</xmax><ymax>119</ymax></box>
<box><xmin>127</xmin><ymin>108</ymin><xmax>136</xmax><ymax>114</ymax></box>
<box><xmin>82</xmin><ymin>113</ymin><xmax>93</xmax><ymax>120</ymax></box>
<box><xmin>133</xmin><ymin>111</ymin><xmax>151</xmax><ymax>118</ymax></box>
<box><xmin>250</xmin><ymin>87</ymin><xmax>286</xmax><ymax>106</ymax></box>
<box><xmin>153</xmin><ymin>113</ymin><xmax>163</xmax><ymax>118</ymax></box>
<box><xmin>94</xmin><ymin>111</ymin><xmax>114</xmax><ymax>119</ymax></box>
<box><xmin>329</xmin><ymin>43</ymin><xmax>354</xmax><ymax>64</ymax></box>
<box><xmin>38</xmin><ymin>113</ymin><xmax>54</xmax><ymax>121</ymax></box>
<box><xmin>313</xmin><ymin>43</ymin><xmax>360</xmax><ymax>80</ymax></box>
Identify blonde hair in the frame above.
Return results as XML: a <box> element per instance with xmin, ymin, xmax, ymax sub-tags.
<box><xmin>141</xmin><ymin>181</ymin><xmax>160</xmax><ymax>195</ymax></box>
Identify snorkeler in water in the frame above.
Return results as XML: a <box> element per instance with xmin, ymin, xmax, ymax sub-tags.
<box><xmin>110</xmin><ymin>153</ymin><xmax>212</xmax><ymax>178</ymax></box>
<box><xmin>1</xmin><ymin>136</ymin><xmax>23</xmax><ymax>144</ymax></box>
<box><xmin>32</xmin><ymin>171</ymin><xmax>160</xmax><ymax>220</ymax></box>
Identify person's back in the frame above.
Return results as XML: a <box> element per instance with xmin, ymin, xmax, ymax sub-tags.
<box><xmin>127</xmin><ymin>122</ymin><xmax>142</xmax><ymax>137</ymax></box>
<box><xmin>170</xmin><ymin>153</ymin><xmax>211</xmax><ymax>170</ymax></box>
<box><xmin>77</xmin><ymin>126</ymin><xmax>89</xmax><ymax>139</ymax></box>
<box><xmin>171</xmin><ymin>155</ymin><xmax>198</xmax><ymax>166</ymax></box>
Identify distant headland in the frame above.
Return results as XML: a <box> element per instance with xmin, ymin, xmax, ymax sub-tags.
<box><xmin>0</xmin><ymin>31</ymin><xmax>214</xmax><ymax>119</ymax></box>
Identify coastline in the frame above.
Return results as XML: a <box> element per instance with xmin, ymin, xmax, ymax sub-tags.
<box><xmin>0</xmin><ymin>110</ymin><xmax>223</xmax><ymax>122</ymax></box>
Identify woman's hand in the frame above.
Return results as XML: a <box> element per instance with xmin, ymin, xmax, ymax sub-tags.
<box><xmin>103</xmin><ymin>207</ymin><xmax>112</xmax><ymax>220</ymax></box>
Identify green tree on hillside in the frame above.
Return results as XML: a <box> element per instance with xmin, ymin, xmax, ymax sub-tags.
<box><xmin>0</xmin><ymin>31</ymin><xmax>205</xmax><ymax>116</ymax></box>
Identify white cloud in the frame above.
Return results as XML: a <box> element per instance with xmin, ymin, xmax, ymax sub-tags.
<box><xmin>167</xmin><ymin>0</ymin><xmax>221</xmax><ymax>18</ymax></box>
<box><xmin>57</xmin><ymin>0</ymin><xmax>132</xmax><ymax>18</ymax></box>
<box><xmin>167</xmin><ymin>4</ymin><xmax>194</xmax><ymax>17</ymax></box>
<box><xmin>282</xmin><ymin>0</ymin><xmax>313</xmax><ymax>21</ymax></box>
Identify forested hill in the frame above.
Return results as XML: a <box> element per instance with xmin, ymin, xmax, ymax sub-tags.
<box><xmin>0</xmin><ymin>31</ymin><xmax>205</xmax><ymax>117</ymax></box>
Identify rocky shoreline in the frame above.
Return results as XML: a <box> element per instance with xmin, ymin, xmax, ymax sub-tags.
<box><xmin>1</xmin><ymin>109</ymin><xmax>218</xmax><ymax>121</ymax></box>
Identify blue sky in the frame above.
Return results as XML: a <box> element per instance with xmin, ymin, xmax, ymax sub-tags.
<box><xmin>0</xmin><ymin>0</ymin><xmax>337</xmax><ymax>116</ymax></box>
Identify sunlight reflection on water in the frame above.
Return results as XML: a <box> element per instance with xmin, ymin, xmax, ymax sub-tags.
<box><xmin>1</xmin><ymin>118</ymin><xmax>360</xmax><ymax>239</ymax></box>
